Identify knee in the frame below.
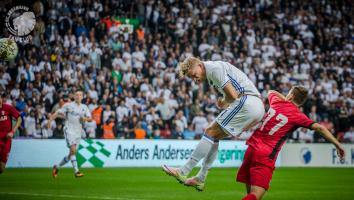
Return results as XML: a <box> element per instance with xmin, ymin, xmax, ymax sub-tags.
<box><xmin>253</xmin><ymin>193</ymin><xmax>262</xmax><ymax>200</ymax></box>
<box><xmin>205</xmin><ymin>126</ymin><xmax>218</xmax><ymax>138</ymax></box>
<box><xmin>206</xmin><ymin>125</ymin><xmax>226</xmax><ymax>140</ymax></box>
<box><xmin>205</xmin><ymin>126</ymin><xmax>213</xmax><ymax>135</ymax></box>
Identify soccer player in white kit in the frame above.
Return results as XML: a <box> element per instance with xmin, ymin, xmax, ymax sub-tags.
<box><xmin>162</xmin><ymin>57</ymin><xmax>265</xmax><ymax>191</ymax></box>
<box><xmin>47</xmin><ymin>91</ymin><xmax>92</xmax><ymax>178</ymax></box>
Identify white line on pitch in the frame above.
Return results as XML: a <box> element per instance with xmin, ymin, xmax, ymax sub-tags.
<box><xmin>0</xmin><ymin>192</ymin><xmax>143</xmax><ymax>200</ymax></box>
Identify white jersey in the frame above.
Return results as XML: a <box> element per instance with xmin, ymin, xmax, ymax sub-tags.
<box><xmin>57</xmin><ymin>102</ymin><xmax>91</xmax><ymax>132</ymax></box>
<box><xmin>204</xmin><ymin>61</ymin><xmax>260</xmax><ymax>97</ymax></box>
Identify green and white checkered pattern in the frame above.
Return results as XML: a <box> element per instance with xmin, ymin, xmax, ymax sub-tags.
<box><xmin>77</xmin><ymin>139</ymin><xmax>111</xmax><ymax>167</ymax></box>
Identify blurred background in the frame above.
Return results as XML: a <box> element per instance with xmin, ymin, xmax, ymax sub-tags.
<box><xmin>0</xmin><ymin>0</ymin><xmax>352</xmax><ymax>143</ymax></box>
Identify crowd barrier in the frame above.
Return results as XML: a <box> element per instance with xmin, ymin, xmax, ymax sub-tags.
<box><xmin>8</xmin><ymin>139</ymin><xmax>271</xmax><ymax>167</ymax></box>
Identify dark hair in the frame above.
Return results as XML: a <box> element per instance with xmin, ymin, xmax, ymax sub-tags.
<box><xmin>75</xmin><ymin>89</ymin><xmax>84</xmax><ymax>93</ymax></box>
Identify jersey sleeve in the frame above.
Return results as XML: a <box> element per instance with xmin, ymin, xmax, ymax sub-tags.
<box><xmin>295</xmin><ymin>112</ymin><xmax>315</xmax><ymax>128</ymax></box>
<box><xmin>57</xmin><ymin>103</ymin><xmax>69</xmax><ymax>115</ymax></box>
<box><xmin>210</xmin><ymin>67</ymin><xmax>230</xmax><ymax>89</ymax></box>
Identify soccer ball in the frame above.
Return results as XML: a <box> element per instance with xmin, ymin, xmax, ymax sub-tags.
<box><xmin>0</xmin><ymin>38</ymin><xmax>18</xmax><ymax>61</ymax></box>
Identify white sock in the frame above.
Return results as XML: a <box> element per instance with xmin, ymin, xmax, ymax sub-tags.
<box><xmin>196</xmin><ymin>141</ymin><xmax>219</xmax><ymax>182</ymax></box>
<box><xmin>70</xmin><ymin>155</ymin><xmax>79</xmax><ymax>173</ymax></box>
<box><xmin>179</xmin><ymin>135</ymin><xmax>215</xmax><ymax>176</ymax></box>
<box><xmin>59</xmin><ymin>156</ymin><xmax>69</xmax><ymax>167</ymax></box>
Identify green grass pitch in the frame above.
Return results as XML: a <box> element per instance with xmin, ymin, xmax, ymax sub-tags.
<box><xmin>0</xmin><ymin>168</ymin><xmax>353</xmax><ymax>200</ymax></box>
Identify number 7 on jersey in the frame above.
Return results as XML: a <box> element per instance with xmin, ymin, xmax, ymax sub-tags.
<box><xmin>260</xmin><ymin>108</ymin><xmax>288</xmax><ymax>135</ymax></box>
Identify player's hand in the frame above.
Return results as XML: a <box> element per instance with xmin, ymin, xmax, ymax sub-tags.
<box><xmin>336</xmin><ymin>144</ymin><xmax>345</xmax><ymax>161</ymax></box>
<box><xmin>80</xmin><ymin>117</ymin><xmax>88</xmax><ymax>123</ymax></box>
<box><xmin>6</xmin><ymin>131</ymin><xmax>14</xmax><ymax>139</ymax></box>
<box><xmin>216</xmin><ymin>98</ymin><xmax>227</xmax><ymax>109</ymax></box>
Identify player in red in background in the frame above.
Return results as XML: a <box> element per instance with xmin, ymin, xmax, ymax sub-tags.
<box><xmin>237</xmin><ymin>86</ymin><xmax>345</xmax><ymax>200</ymax></box>
<box><xmin>0</xmin><ymin>92</ymin><xmax>22</xmax><ymax>174</ymax></box>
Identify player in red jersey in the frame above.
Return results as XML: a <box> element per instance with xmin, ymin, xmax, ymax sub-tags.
<box><xmin>237</xmin><ymin>86</ymin><xmax>345</xmax><ymax>200</ymax></box>
<box><xmin>0</xmin><ymin>92</ymin><xmax>22</xmax><ymax>174</ymax></box>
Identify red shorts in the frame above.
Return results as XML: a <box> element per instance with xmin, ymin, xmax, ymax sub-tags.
<box><xmin>0</xmin><ymin>133</ymin><xmax>12</xmax><ymax>164</ymax></box>
<box><xmin>236</xmin><ymin>146</ymin><xmax>275</xmax><ymax>190</ymax></box>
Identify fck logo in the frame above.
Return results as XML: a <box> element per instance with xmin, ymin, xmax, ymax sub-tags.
<box><xmin>0</xmin><ymin>116</ymin><xmax>8</xmax><ymax>121</ymax></box>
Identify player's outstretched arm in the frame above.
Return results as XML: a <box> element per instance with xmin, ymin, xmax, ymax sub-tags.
<box><xmin>310</xmin><ymin>123</ymin><xmax>345</xmax><ymax>160</ymax></box>
<box><xmin>47</xmin><ymin>112</ymin><xmax>64</xmax><ymax>129</ymax></box>
<box><xmin>217</xmin><ymin>82</ymin><xmax>239</xmax><ymax>109</ymax></box>
<box><xmin>268</xmin><ymin>90</ymin><xmax>286</xmax><ymax>100</ymax></box>
<box><xmin>80</xmin><ymin>116</ymin><xmax>92</xmax><ymax>123</ymax></box>
<box><xmin>7</xmin><ymin>116</ymin><xmax>22</xmax><ymax>139</ymax></box>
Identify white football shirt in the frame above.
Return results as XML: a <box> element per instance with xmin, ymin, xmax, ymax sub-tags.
<box><xmin>203</xmin><ymin>61</ymin><xmax>260</xmax><ymax>97</ymax></box>
<box><xmin>57</xmin><ymin>102</ymin><xmax>91</xmax><ymax>131</ymax></box>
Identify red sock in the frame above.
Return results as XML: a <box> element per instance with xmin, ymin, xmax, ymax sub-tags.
<box><xmin>241</xmin><ymin>193</ymin><xmax>257</xmax><ymax>200</ymax></box>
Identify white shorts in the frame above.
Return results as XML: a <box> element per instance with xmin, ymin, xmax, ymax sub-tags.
<box><xmin>64</xmin><ymin>127</ymin><xmax>83</xmax><ymax>147</ymax></box>
<box><xmin>216</xmin><ymin>95</ymin><xmax>265</xmax><ymax>137</ymax></box>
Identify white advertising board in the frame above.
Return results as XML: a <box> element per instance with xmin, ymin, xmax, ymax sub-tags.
<box><xmin>281</xmin><ymin>143</ymin><xmax>354</xmax><ymax>167</ymax></box>
<box><xmin>8</xmin><ymin>139</ymin><xmax>283</xmax><ymax>168</ymax></box>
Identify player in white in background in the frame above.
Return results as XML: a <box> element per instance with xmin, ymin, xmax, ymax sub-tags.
<box><xmin>162</xmin><ymin>57</ymin><xmax>265</xmax><ymax>191</ymax></box>
<box><xmin>47</xmin><ymin>91</ymin><xmax>92</xmax><ymax>178</ymax></box>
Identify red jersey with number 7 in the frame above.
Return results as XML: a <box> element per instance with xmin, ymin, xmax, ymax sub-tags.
<box><xmin>247</xmin><ymin>92</ymin><xmax>315</xmax><ymax>166</ymax></box>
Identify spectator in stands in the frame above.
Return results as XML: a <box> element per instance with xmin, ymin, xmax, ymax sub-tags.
<box><xmin>41</xmin><ymin>114</ymin><xmax>56</xmax><ymax>138</ymax></box>
<box><xmin>173</xmin><ymin>110</ymin><xmax>187</xmax><ymax>139</ymax></box>
<box><xmin>0</xmin><ymin>0</ymin><xmax>352</xmax><ymax>144</ymax></box>
<box><xmin>52</xmin><ymin>123</ymin><xmax>64</xmax><ymax>138</ymax></box>
<box><xmin>102</xmin><ymin>104</ymin><xmax>114</xmax><ymax>124</ymax></box>
<box><xmin>91</xmin><ymin>102</ymin><xmax>103</xmax><ymax>137</ymax></box>
<box><xmin>102</xmin><ymin>116</ymin><xmax>115</xmax><ymax>139</ymax></box>
<box><xmin>309</xmin><ymin>106</ymin><xmax>321</xmax><ymax>122</ymax></box>
<box><xmin>183</xmin><ymin>124</ymin><xmax>196</xmax><ymax>140</ymax></box>
<box><xmin>85</xmin><ymin>120</ymin><xmax>97</xmax><ymax>139</ymax></box>
<box><xmin>155</xmin><ymin>97</ymin><xmax>173</xmax><ymax>127</ymax></box>
<box><xmin>343</xmin><ymin>127</ymin><xmax>354</xmax><ymax>143</ymax></box>
<box><xmin>134</xmin><ymin>122</ymin><xmax>146</xmax><ymax>139</ymax></box>
<box><xmin>24</xmin><ymin>110</ymin><xmax>36</xmax><ymax>137</ymax></box>
<box><xmin>320</xmin><ymin>117</ymin><xmax>335</xmax><ymax>134</ymax></box>
<box><xmin>192</xmin><ymin>111</ymin><xmax>208</xmax><ymax>139</ymax></box>
<box><xmin>297</xmin><ymin>128</ymin><xmax>315</xmax><ymax>143</ymax></box>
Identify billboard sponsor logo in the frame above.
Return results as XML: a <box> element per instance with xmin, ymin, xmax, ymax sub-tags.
<box><xmin>77</xmin><ymin>139</ymin><xmax>112</xmax><ymax>167</ymax></box>
<box><xmin>115</xmin><ymin>144</ymin><xmax>194</xmax><ymax>161</ymax></box>
<box><xmin>218</xmin><ymin>146</ymin><xmax>246</xmax><ymax>164</ymax></box>
<box><xmin>332</xmin><ymin>148</ymin><xmax>348</xmax><ymax>165</ymax></box>
<box><xmin>300</xmin><ymin>147</ymin><xmax>312</xmax><ymax>164</ymax></box>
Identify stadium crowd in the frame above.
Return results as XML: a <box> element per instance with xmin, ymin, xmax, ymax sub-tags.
<box><xmin>0</xmin><ymin>0</ymin><xmax>353</xmax><ymax>143</ymax></box>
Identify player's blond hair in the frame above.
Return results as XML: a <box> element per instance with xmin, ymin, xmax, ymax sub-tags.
<box><xmin>291</xmin><ymin>86</ymin><xmax>308</xmax><ymax>106</ymax></box>
<box><xmin>178</xmin><ymin>57</ymin><xmax>202</xmax><ymax>78</ymax></box>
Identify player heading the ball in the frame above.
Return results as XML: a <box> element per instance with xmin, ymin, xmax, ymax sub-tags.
<box><xmin>162</xmin><ymin>57</ymin><xmax>265</xmax><ymax>191</ymax></box>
